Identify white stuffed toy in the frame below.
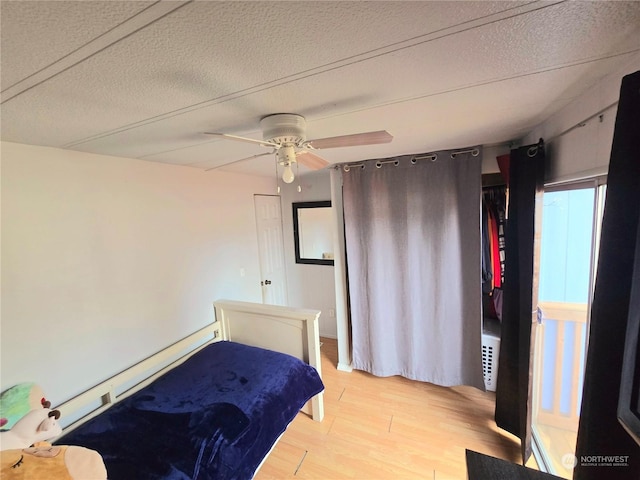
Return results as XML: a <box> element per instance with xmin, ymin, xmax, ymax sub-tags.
<box><xmin>0</xmin><ymin>386</ymin><xmax>107</xmax><ymax>479</ymax></box>
<box><xmin>0</xmin><ymin>407</ymin><xmax>62</xmax><ymax>451</ymax></box>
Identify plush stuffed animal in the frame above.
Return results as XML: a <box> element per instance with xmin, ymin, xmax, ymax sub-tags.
<box><xmin>0</xmin><ymin>406</ymin><xmax>62</xmax><ymax>451</ymax></box>
<box><xmin>0</xmin><ymin>385</ymin><xmax>107</xmax><ymax>479</ymax></box>
<box><xmin>0</xmin><ymin>383</ymin><xmax>45</xmax><ymax>430</ymax></box>
<box><xmin>1</xmin><ymin>443</ymin><xmax>107</xmax><ymax>480</ymax></box>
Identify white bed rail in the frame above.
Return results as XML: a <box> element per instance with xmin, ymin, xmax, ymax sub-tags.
<box><xmin>56</xmin><ymin>321</ymin><xmax>223</xmax><ymax>437</ymax></box>
<box><xmin>54</xmin><ymin>300</ymin><xmax>324</xmax><ymax>440</ymax></box>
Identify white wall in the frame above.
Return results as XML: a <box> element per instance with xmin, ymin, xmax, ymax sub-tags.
<box><xmin>523</xmin><ymin>53</ymin><xmax>640</xmax><ymax>183</ymax></box>
<box><xmin>280</xmin><ymin>170</ymin><xmax>337</xmax><ymax>338</ymax></box>
<box><xmin>0</xmin><ymin>142</ymin><xmax>274</xmax><ymax>405</ymax></box>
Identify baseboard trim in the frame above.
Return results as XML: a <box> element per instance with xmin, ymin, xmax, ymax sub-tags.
<box><xmin>337</xmin><ymin>362</ymin><xmax>353</xmax><ymax>372</ymax></box>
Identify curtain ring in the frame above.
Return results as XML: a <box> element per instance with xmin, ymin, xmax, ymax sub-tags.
<box><xmin>450</xmin><ymin>149</ymin><xmax>479</xmax><ymax>159</ymax></box>
<box><xmin>344</xmin><ymin>163</ymin><xmax>365</xmax><ymax>171</ymax></box>
<box><xmin>413</xmin><ymin>153</ymin><xmax>437</xmax><ymax>162</ymax></box>
<box><xmin>527</xmin><ymin>146</ymin><xmax>538</xmax><ymax>157</ymax></box>
<box><xmin>376</xmin><ymin>160</ymin><xmax>399</xmax><ymax>168</ymax></box>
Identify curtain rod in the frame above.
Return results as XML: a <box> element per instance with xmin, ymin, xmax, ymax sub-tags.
<box><xmin>486</xmin><ymin>102</ymin><xmax>618</xmax><ymax>151</ymax></box>
<box><xmin>544</xmin><ymin>101</ymin><xmax>618</xmax><ymax>146</ymax></box>
<box><xmin>337</xmin><ymin>147</ymin><xmax>480</xmax><ymax>172</ymax></box>
<box><xmin>335</xmin><ymin>101</ymin><xmax>618</xmax><ymax>173</ymax></box>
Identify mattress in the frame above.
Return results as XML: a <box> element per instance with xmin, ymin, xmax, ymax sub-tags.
<box><xmin>57</xmin><ymin>340</ymin><xmax>324</xmax><ymax>479</ymax></box>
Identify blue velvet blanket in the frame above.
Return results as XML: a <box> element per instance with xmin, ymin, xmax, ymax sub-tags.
<box><xmin>57</xmin><ymin>341</ymin><xmax>324</xmax><ymax>479</ymax></box>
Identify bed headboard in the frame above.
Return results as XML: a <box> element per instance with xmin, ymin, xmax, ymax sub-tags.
<box><xmin>213</xmin><ymin>300</ymin><xmax>324</xmax><ymax>421</ymax></box>
<box><xmin>214</xmin><ymin>300</ymin><xmax>321</xmax><ymax>370</ymax></box>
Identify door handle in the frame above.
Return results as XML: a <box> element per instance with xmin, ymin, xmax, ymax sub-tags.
<box><xmin>261</xmin><ymin>280</ymin><xmax>272</xmax><ymax>286</ymax></box>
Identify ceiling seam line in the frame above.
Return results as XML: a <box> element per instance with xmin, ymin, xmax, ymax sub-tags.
<box><xmin>0</xmin><ymin>1</ymin><xmax>193</xmax><ymax>105</ymax></box>
<box><xmin>290</xmin><ymin>0</ymin><xmax>563</xmax><ymax>77</ymax></box>
<box><xmin>340</xmin><ymin>48</ymin><xmax>640</xmax><ymax>116</ymax></box>
<box><xmin>0</xmin><ymin>0</ymin><xmax>169</xmax><ymax>94</ymax></box>
<box><xmin>133</xmin><ymin>49</ymin><xmax>636</xmax><ymax>162</ymax></box>
<box><xmin>320</xmin><ymin>0</ymin><xmax>567</xmax><ymax>70</ymax></box>
<box><xmin>83</xmin><ymin>47</ymin><xmax>639</xmax><ymax>157</ymax></box>
<box><xmin>62</xmin><ymin>0</ymin><xmax>568</xmax><ymax>148</ymax></box>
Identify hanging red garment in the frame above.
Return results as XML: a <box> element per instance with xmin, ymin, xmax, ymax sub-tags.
<box><xmin>497</xmin><ymin>154</ymin><xmax>510</xmax><ymax>186</ymax></box>
<box><xmin>489</xmin><ymin>206</ymin><xmax>502</xmax><ymax>288</ymax></box>
<box><xmin>486</xmin><ymin>211</ymin><xmax>495</xmax><ymax>290</ymax></box>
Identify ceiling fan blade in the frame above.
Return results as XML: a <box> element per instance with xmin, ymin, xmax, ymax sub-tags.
<box><xmin>305</xmin><ymin>130</ymin><xmax>393</xmax><ymax>149</ymax></box>
<box><xmin>297</xmin><ymin>150</ymin><xmax>330</xmax><ymax>170</ymax></box>
<box><xmin>204</xmin><ymin>151</ymin><xmax>273</xmax><ymax>171</ymax></box>
<box><xmin>204</xmin><ymin>132</ymin><xmax>279</xmax><ymax>148</ymax></box>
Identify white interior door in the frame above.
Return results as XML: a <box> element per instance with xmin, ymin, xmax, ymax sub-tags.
<box><xmin>254</xmin><ymin>194</ymin><xmax>288</xmax><ymax>306</ymax></box>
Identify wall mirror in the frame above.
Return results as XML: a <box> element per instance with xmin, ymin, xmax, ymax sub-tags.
<box><xmin>293</xmin><ymin>201</ymin><xmax>334</xmax><ymax>265</ymax></box>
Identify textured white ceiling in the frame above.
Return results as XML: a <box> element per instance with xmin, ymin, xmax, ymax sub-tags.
<box><xmin>2</xmin><ymin>1</ymin><xmax>639</xmax><ymax>177</ymax></box>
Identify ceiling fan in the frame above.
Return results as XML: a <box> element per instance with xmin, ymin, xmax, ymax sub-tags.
<box><xmin>204</xmin><ymin>113</ymin><xmax>393</xmax><ymax>183</ymax></box>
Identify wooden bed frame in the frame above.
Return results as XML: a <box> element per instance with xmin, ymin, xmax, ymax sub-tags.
<box><xmin>55</xmin><ymin>299</ymin><xmax>324</xmax><ymax>440</ymax></box>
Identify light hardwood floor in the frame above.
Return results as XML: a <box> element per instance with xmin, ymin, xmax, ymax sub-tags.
<box><xmin>534</xmin><ymin>423</ymin><xmax>575</xmax><ymax>479</ymax></box>
<box><xmin>256</xmin><ymin>337</ymin><xmax>525</xmax><ymax>479</ymax></box>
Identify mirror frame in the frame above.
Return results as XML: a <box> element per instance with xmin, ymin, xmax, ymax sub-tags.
<box><xmin>292</xmin><ymin>201</ymin><xmax>334</xmax><ymax>266</ymax></box>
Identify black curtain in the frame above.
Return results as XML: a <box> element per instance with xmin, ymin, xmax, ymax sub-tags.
<box><xmin>574</xmin><ymin>70</ymin><xmax>640</xmax><ymax>479</ymax></box>
<box><xmin>494</xmin><ymin>140</ymin><xmax>545</xmax><ymax>463</ymax></box>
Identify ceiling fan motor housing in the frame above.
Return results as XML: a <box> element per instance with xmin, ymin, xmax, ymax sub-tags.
<box><xmin>277</xmin><ymin>145</ymin><xmax>297</xmax><ymax>165</ymax></box>
<box><xmin>260</xmin><ymin>113</ymin><xmax>307</xmax><ymax>146</ymax></box>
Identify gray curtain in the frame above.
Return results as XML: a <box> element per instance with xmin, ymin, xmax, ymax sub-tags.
<box><xmin>342</xmin><ymin>149</ymin><xmax>485</xmax><ymax>388</ymax></box>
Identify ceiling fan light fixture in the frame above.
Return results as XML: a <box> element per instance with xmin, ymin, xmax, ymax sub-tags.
<box><xmin>282</xmin><ymin>163</ymin><xmax>295</xmax><ymax>184</ymax></box>
<box><xmin>207</xmin><ymin>112</ymin><xmax>391</xmax><ymax>176</ymax></box>
<box><xmin>277</xmin><ymin>144</ymin><xmax>297</xmax><ymax>164</ymax></box>
<box><xmin>277</xmin><ymin>145</ymin><xmax>297</xmax><ymax>184</ymax></box>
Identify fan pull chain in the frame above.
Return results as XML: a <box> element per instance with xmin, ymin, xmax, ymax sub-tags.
<box><xmin>275</xmin><ymin>154</ymin><xmax>281</xmax><ymax>194</ymax></box>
